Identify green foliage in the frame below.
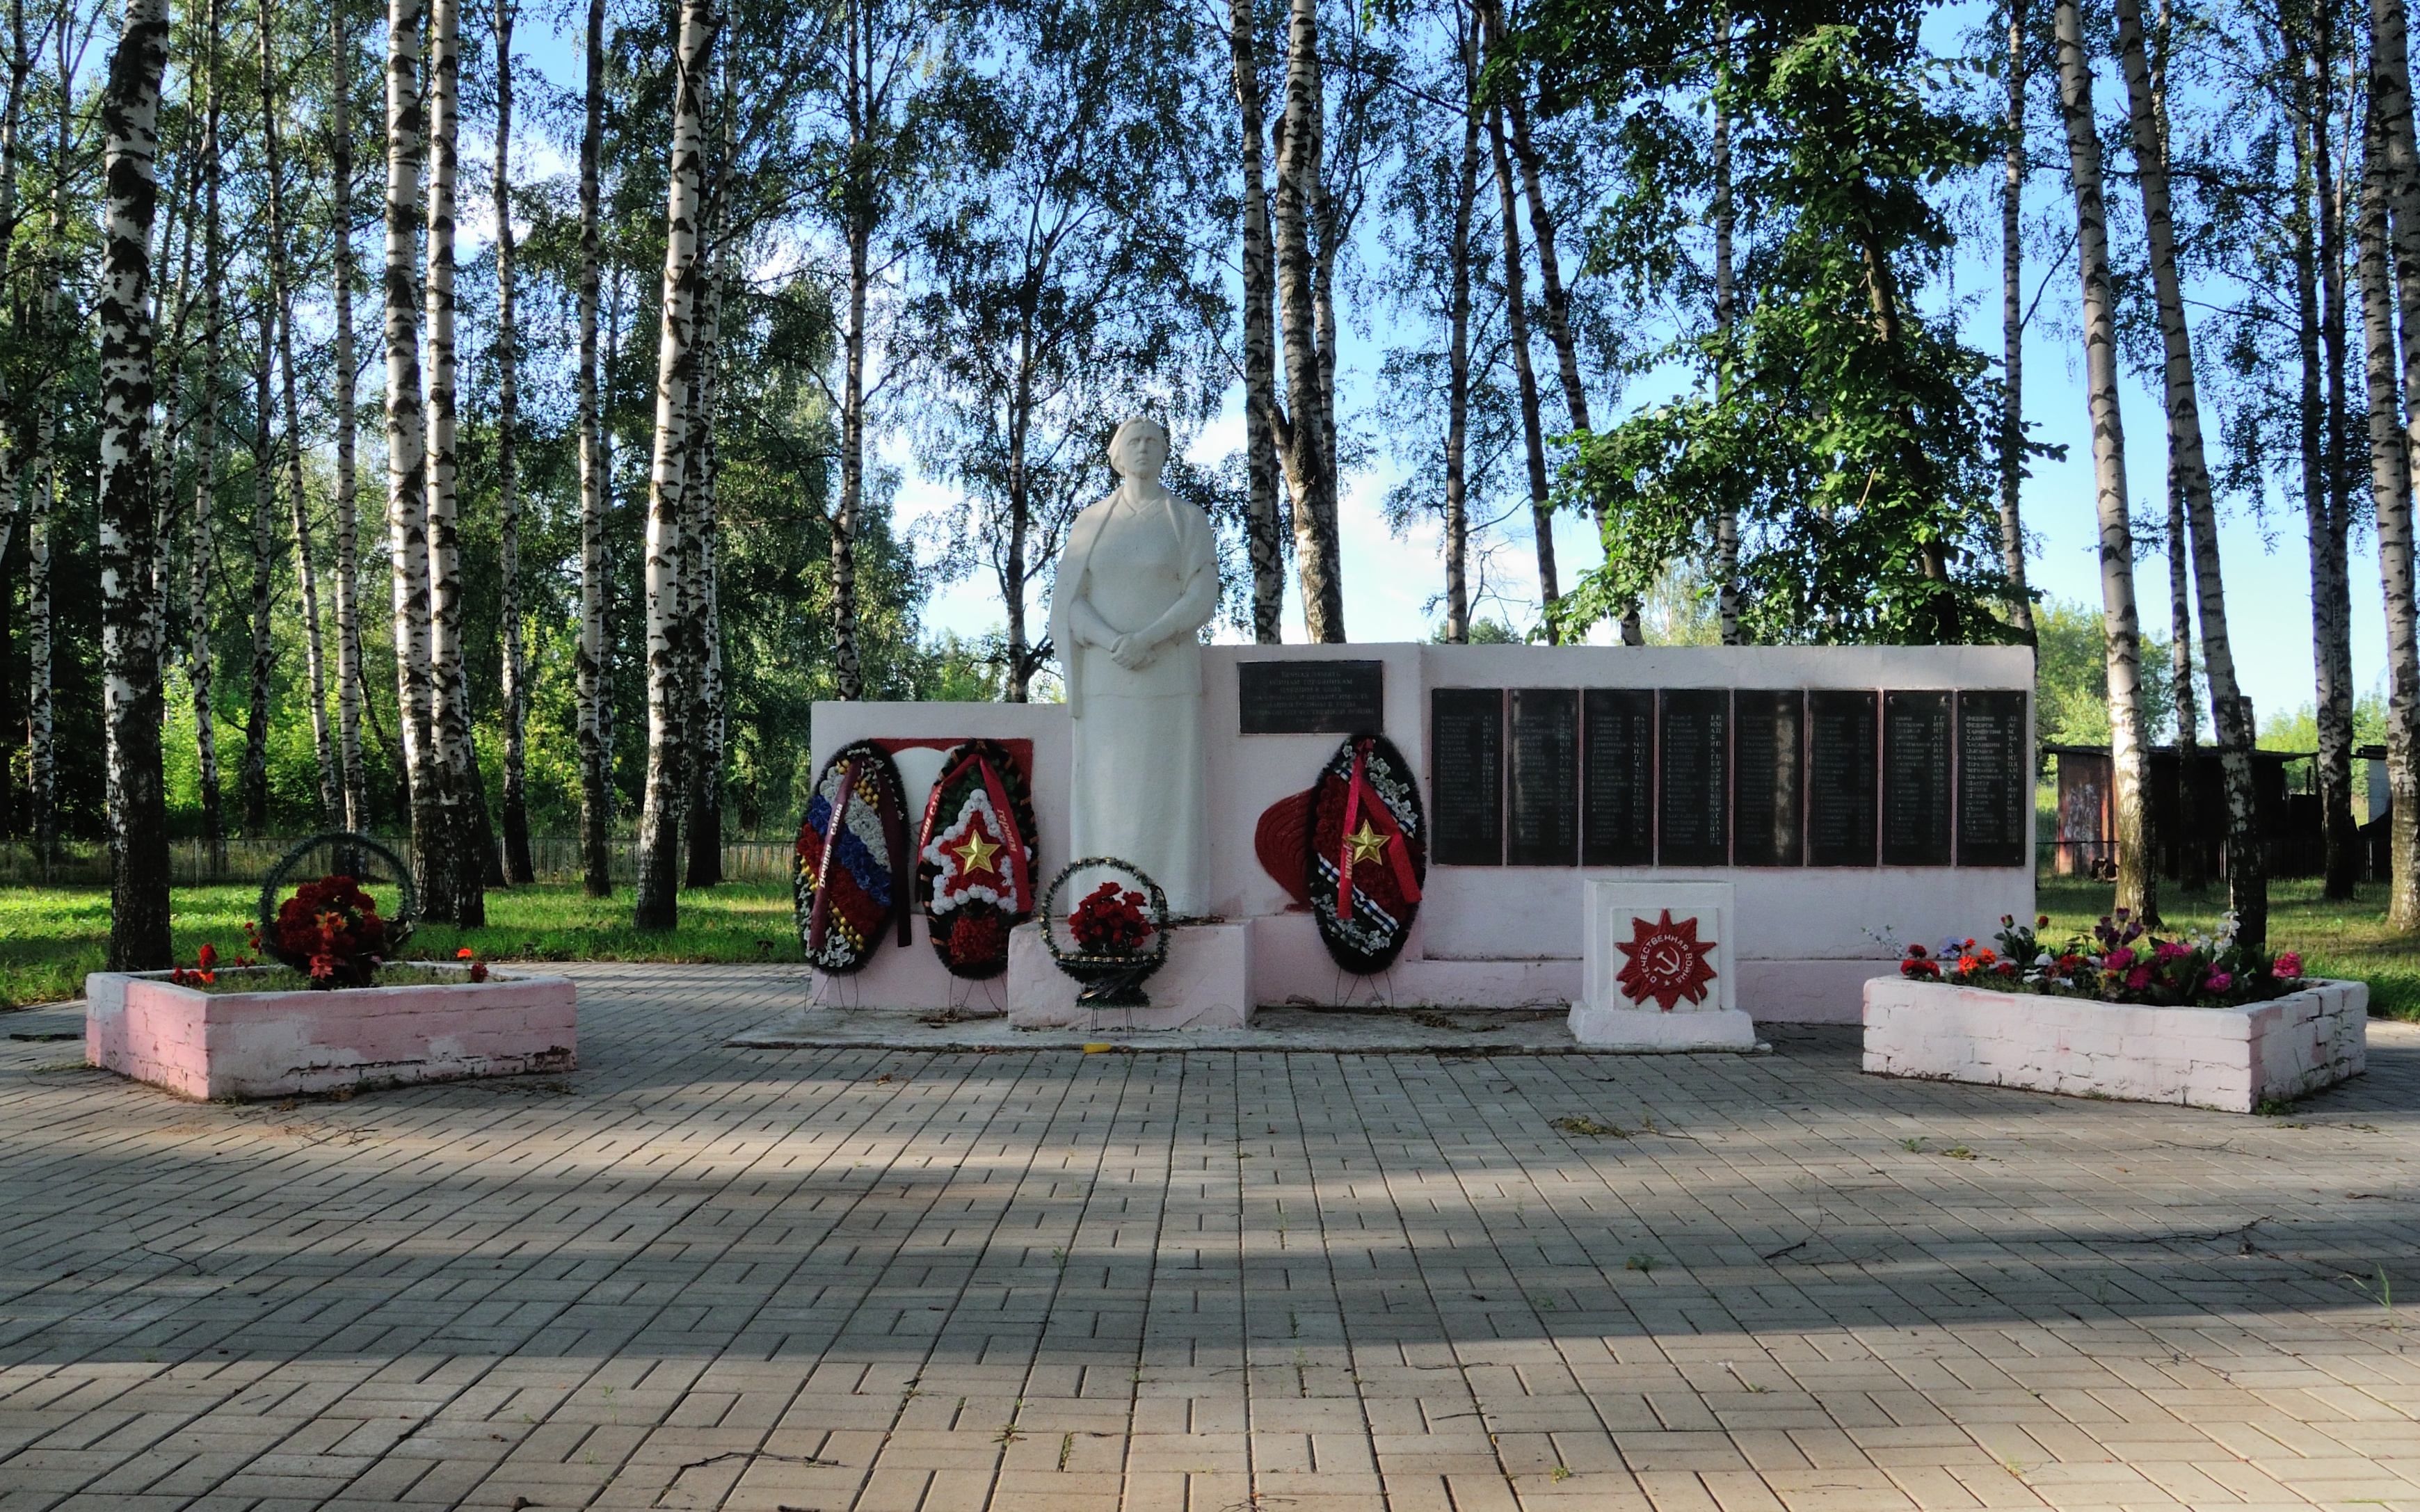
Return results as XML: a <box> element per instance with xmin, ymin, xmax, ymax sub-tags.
<box><xmin>2031</xmin><ymin>597</ymin><xmax>2180</xmax><ymax>750</ymax></box>
<box><xmin>2259</xmin><ymin>691</ymin><xmax>2389</xmax><ymax>752</ymax></box>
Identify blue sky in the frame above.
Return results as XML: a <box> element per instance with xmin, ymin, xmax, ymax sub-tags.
<box><xmin>495</xmin><ymin>6</ymin><xmax>2375</xmax><ymax>730</ymax></box>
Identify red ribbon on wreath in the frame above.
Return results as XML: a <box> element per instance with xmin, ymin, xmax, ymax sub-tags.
<box><xmin>1336</xmin><ymin>739</ymin><xmax>1423</xmax><ymax>922</ymax></box>
<box><xmin>967</xmin><ymin>750</ymin><xmax>1034</xmax><ymax>911</ymax></box>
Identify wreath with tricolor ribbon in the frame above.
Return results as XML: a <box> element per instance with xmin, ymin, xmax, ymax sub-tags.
<box><xmin>1307</xmin><ymin>732</ymin><xmax>1427</xmax><ymax>973</ymax></box>
<box><xmin>794</xmin><ymin>741</ymin><xmax>911</xmax><ymax>974</ymax></box>
<box><xmin>915</xmin><ymin>739</ymin><xmax>1039</xmax><ymax>979</ymax></box>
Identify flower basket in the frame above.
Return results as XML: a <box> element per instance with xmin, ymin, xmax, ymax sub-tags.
<box><xmin>1041</xmin><ymin>858</ymin><xmax>1169</xmax><ymax>1008</ymax></box>
<box><xmin>255</xmin><ymin>831</ymin><xmax>418</xmax><ymax>988</ymax></box>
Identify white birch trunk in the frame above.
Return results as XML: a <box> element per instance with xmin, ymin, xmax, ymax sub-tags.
<box><xmin>384</xmin><ymin>0</ymin><xmax>442</xmax><ymax>901</ymax></box>
<box><xmin>1999</xmin><ymin>0</ymin><xmax>2034</xmax><ymax>638</ymax></box>
<box><xmin>1442</xmin><ymin>5</ymin><xmax>1478</xmax><ymax>643</ymax></box>
<box><xmin>575</xmin><ymin>0</ymin><xmax>611</xmax><ymax>895</ymax></box>
<box><xmin>332</xmin><ymin>0</ymin><xmax>366</xmax><ymax>835</ymax></box>
<box><xmin>1272</xmin><ymin>0</ymin><xmax>1340</xmax><ymax>641</ymax></box>
<box><xmin>2115</xmin><ymin>0</ymin><xmax>2261</xmax><ymax>942</ymax></box>
<box><xmin>2053</xmin><ymin>0</ymin><xmax>2156</xmax><ymax>918</ymax></box>
<box><xmin>189</xmin><ymin>13</ymin><xmax>223</xmax><ymax>873</ymax></box>
<box><xmin>633</xmin><ymin>0</ymin><xmax>714</xmax><ymax>930</ymax></box>
<box><xmin>493</xmin><ymin>0</ymin><xmax>530</xmax><ymax>883</ymax></box>
<box><xmin>1229</xmin><ymin>0</ymin><xmax>1284</xmax><ymax>643</ymax></box>
<box><xmin>243</xmin><ymin>314</ymin><xmax>275</xmax><ymax>835</ymax></box>
<box><xmin>96</xmin><ymin>0</ymin><xmax>172</xmax><ymax>967</ymax></box>
<box><xmin>259</xmin><ymin>0</ymin><xmax>340</xmax><ymax>828</ymax></box>
<box><xmin>2367</xmin><ymin>0</ymin><xmax>2420</xmax><ymax>928</ymax></box>
<box><xmin>423</xmin><ymin>0</ymin><xmax>484</xmax><ymax>922</ymax></box>
<box><xmin>1488</xmin><ymin>103</ymin><xmax>1556</xmax><ymax>639</ymax></box>
<box><xmin>2363</xmin><ymin>99</ymin><xmax>2420</xmax><ymax>931</ymax></box>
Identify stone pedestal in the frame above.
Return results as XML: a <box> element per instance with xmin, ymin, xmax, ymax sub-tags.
<box><xmin>1007</xmin><ymin>922</ymin><xmax>1253</xmax><ymax>1031</ymax></box>
<box><xmin>1568</xmin><ymin>880</ymin><xmax>1758</xmax><ymax>1051</ymax></box>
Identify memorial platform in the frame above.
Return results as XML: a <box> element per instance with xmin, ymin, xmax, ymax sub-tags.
<box><xmin>811</xmin><ymin>643</ymin><xmax>2035</xmax><ymax>1023</ymax></box>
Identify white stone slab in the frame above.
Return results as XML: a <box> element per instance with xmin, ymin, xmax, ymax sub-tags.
<box><xmin>1861</xmin><ymin>974</ymin><xmax>2369</xmax><ymax>1112</ymax></box>
<box><xmin>1006</xmin><ymin>921</ymin><xmax>1252</xmax><ymax>1031</ymax></box>
<box><xmin>1581</xmin><ymin>880</ymin><xmax>1736</xmax><ymax>1015</ymax></box>
<box><xmin>1567</xmin><ymin>1003</ymin><xmax>1759</xmax><ymax>1051</ymax></box>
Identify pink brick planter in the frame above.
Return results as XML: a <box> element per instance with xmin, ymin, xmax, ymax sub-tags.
<box><xmin>1862</xmin><ymin>975</ymin><xmax>2366</xmax><ymax>1112</ymax></box>
<box><xmin>83</xmin><ymin>965</ymin><xmax>577</xmax><ymax>1101</ymax></box>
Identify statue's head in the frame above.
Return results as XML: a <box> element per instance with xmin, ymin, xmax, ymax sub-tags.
<box><xmin>1108</xmin><ymin>417</ymin><xmax>1170</xmax><ymax>483</ymax></box>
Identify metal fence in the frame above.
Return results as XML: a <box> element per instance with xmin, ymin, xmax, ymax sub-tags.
<box><xmin>0</xmin><ymin>835</ymin><xmax>801</xmax><ymax>887</ymax></box>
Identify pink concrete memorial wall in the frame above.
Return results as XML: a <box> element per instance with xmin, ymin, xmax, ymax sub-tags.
<box><xmin>808</xmin><ymin>643</ymin><xmax>2036</xmax><ymax>1024</ymax></box>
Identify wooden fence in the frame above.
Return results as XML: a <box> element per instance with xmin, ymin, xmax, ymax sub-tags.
<box><xmin>0</xmin><ymin>835</ymin><xmax>800</xmax><ymax>887</ymax></box>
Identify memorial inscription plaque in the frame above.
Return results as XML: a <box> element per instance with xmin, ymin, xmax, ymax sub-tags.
<box><xmin>1658</xmin><ymin>689</ymin><xmax>1730</xmax><ymax>866</ymax></box>
<box><xmin>1883</xmin><ymin>690</ymin><xmax>1955</xmax><ymax>866</ymax></box>
<box><xmin>1582</xmin><ymin>689</ymin><xmax>1654</xmax><ymax>866</ymax></box>
<box><xmin>1733</xmin><ymin>690</ymin><xmax>1804</xmax><ymax>867</ymax></box>
<box><xmin>1508</xmin><ymin>688</ymin><xmax>1580</xmax><ymax>866</ymax></box>
<box><xmin>1807</xmin><ymin>689</ymin><xmax>1878</xmax><ymax>867</ymax></box>
<box><xmin>1957</xmin><ymin>690</ymin><xmax>2030</xmax><ymax>867</ymax></box>
<box><xmin>1429</xmin><ymin>688</ymin><xmax>1504</xmax><ymax>866</ymax></box>
<box><xmin>1237</xmin><ymin>659</ymin><xmax>1385</xmax><ymax>734</ymax></box>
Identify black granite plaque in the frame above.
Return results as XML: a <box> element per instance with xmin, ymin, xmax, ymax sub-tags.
<box><xmin>1507</xmin><ymin>688</ymin><xmax>1580</xmax><ymax>866</ymax></box>
<box><xmin>1658</xmin><ymin>689</ymin><xmax>1729</xmax><ymax>866</ymax></box>
<box><xmin>1957</xmin><ymin>690</ymin><xmax>2030</xmax><ymax>867</ymax></box>
<box><xmin>1429</xmin><ymin>688</ymin><xmax>1504</xmax><ymax>865</ymax></box>
<box><xmin>1807</xmin><ymin>690</ymin><xmax>1878</xmax><ymax>867</ymax></box>
<box><xmin>1883</xmin><ymin>690</ymin><xmax>1955</xmax><ymax>867</ymax></box>
<box><xmin>1733</xmin><ymin>690</ymin><xmax>1804</xmax><ymax>867</ymax></box>
<box><xmin>1237</xmin><ymin>659</ymin><xmax>1385</xmax><ymax>734</ymax></box>
<box><xmin>1582</xmin><ymin>689</ymin><xmax>1654</xmax><ymax>866</ymax></box>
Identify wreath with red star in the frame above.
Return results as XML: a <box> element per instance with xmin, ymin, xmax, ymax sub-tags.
<box><xmin>1306</xmin><ymin>732</ymin><xmax>1426</xmax><ymax>974</ymax></box>
<box><xmin>1614</xmin><ymin>910</ymin><xmax>1720</xmax><ymax>1011</ymax></box>
<box><xmin>915</xmin><ymin>740</ymin><xmax>1039</xmax><ymax>979</ymax></box>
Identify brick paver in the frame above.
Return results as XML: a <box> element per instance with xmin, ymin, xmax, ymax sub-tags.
<box><xmin>1</xmin><ymin>963</ymin><xmax>2414</xmax><ymax>1511</ymax></box>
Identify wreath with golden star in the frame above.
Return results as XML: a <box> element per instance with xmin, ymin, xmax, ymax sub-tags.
<box><xmin>1614</xmin><ymin>910</ymin><xmax>1719</xmax><ymax>1011</ymax></box>
<box><xmin>1306</xmin><ymin>732</ymin><xmax>1426</xmax><ymax>974</ymax></box>
<box><xmin>915</xmin><ymin>739</ymin><xmax>1039</xmax><ymax>979</ymax></box>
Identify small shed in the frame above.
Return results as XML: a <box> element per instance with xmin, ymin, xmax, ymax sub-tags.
<box><xmin>2044</xmin><ymin>744</ymin><xmax>2318</xmax><ymax>880</ymax></box>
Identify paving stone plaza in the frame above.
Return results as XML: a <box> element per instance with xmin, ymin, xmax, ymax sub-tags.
<box><xmin>3</xmin><ymin>964</ymin><xmax>2417</xmax><ymax>1511</ymax></box>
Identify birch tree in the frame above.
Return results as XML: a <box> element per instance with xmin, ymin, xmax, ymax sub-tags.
<box><xmin>242</xmin><ymin>311</ymin><xmax>275</xmax><ymax>835</ymax></box>
<box><xmin>1487</xmin><ymin>102</ymin><xmax>1555</xmax><ymax>638</ymax></box>
<box><xmin>187</xmin><ymin>0</ymin><xmax>223</xmax><ymax>871</ymax></box>
<box><xmin>384</xmin><ymin>0</ymin><xmax>444</xmax><ymax>906</ymax></box>
<box><xmin>2115</xmin><ymin>0</ymin><xmax>2263</xmax><ymax>944</ymax></box>
<box><xmin>2053</xmin><ymin>0</ymin><xmax>2156</xmax><ymax>919</ymax></box>
<box><xmin>1270</xmin><ymin>0</ymin><xmax>1341</xmax><ymax>641</ymax></box>
<box><xmin>632</xmin><ymin>0</ymin><xmax>715</xmax><ymax>931</ymax></box>
<box><xmin>2368</xmin><ymin>0</ymin><xmax>2420</xmax><ymax>928</ymax></box>
<box><xmin>574</xmin><ymin>0</ymin><xmax>609</xmax><ymax>894</ymax></box>
<box><xmin>96</xmin><ymin>0</ymin><xmax>172</xmax><ymax>969</ymax></box>
<box><xmin>260</xmin><ymin>0</ymin><xmax>341</xmax><ymax>828</ymax></box>
<box><xmin>420</xmin><ymin>0</ymin><xmax>486</xmax><ymax>921</ymax></box>
<box><xmin>492</xmin><ymin>0</ymin><xmax>531</xmax><ymax>883</ymax></box>
<box><xmin>2361</xmin><ymin>103</ymin><xmax>2420</xmax><ymax>929</ymax></box>
<box><xmin>1228</xmin><ymin>0</ymin><xmax>1283</xmax><ymax>641</ymax></box>
<box><xmin>1999</xmin><ymin>0</ymin><xmax>2034</xmax><ymax>639</ymax></box>
<box><xmin>330</xmin><ymin>0</ymin><xmax>366</xmax><ymax>833</ymax></box>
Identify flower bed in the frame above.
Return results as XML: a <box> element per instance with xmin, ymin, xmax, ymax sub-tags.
<box><xmin>1863</xmin><ymin>974</ymin><xmax>2365</xmax><ymax>1111</ymax></box>
<box><xmin>86</xmin><ymin>963</ymin><xmax>576</xmax><ymax>1101</ymax></box>
<box><xmin>1870</xmin><ymin>909</ymin><xmax>2362</xmax><ymax>1110</ymax></box>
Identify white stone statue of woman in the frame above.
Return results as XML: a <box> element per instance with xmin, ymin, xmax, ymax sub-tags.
<box><xmin>1048</xmin><ymin>417</ymin><xmax>1221</xmax><ymax>917</ymax></box>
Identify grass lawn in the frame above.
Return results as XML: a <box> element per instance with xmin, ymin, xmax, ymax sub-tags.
<box><xmin>2037</xmin><ymin>874</ymin><xmax>2420</xmax><ymax>1020</ymax></box>
<box><xmin>0</xmin><ymin>881</ymin><xmax>803</xmax><ymax>1010</ymax></box>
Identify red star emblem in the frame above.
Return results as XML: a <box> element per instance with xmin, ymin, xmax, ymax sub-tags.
<box><xmin>1614</xmin><ymin>910</ymin><xmax>1718</xmax><ymax>1011</ymax></box>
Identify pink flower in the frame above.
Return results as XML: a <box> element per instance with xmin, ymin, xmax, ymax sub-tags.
<box><xmin>2154</xmin><ymin>941</ymin><xmax>2189</xmax><ymax>962</ymax></box>
<box><xmin>2104</xmin><ymin>947</ymin><xmax>2135</xmax><ymax>972</ymax></box>
<box><xmin>2273</xmin><ymin>952</ymin><xmax>2303</xmax><ymax>980</ymax></box>
<box><xmin>2205</xmin><ymin>972</ymin><xmax>2233</xmax><ymax>992</ymax></box>
<box><xmin>2124</xmin><ymin>966</ymin><xmax>2152</xmax><ymax>990</ymax></box>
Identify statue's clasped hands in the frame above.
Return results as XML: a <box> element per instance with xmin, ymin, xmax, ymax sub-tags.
<box><xmin>1107</xmin><ymin>632</ymin><xmax>1158</xmax><ymax>672</ymax></box>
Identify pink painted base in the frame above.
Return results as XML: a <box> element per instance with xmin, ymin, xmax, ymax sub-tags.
<box><xmin>84</xmin><ymin>965</ymin><xmax>577</xmax><ymax>1101</ymax></box>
